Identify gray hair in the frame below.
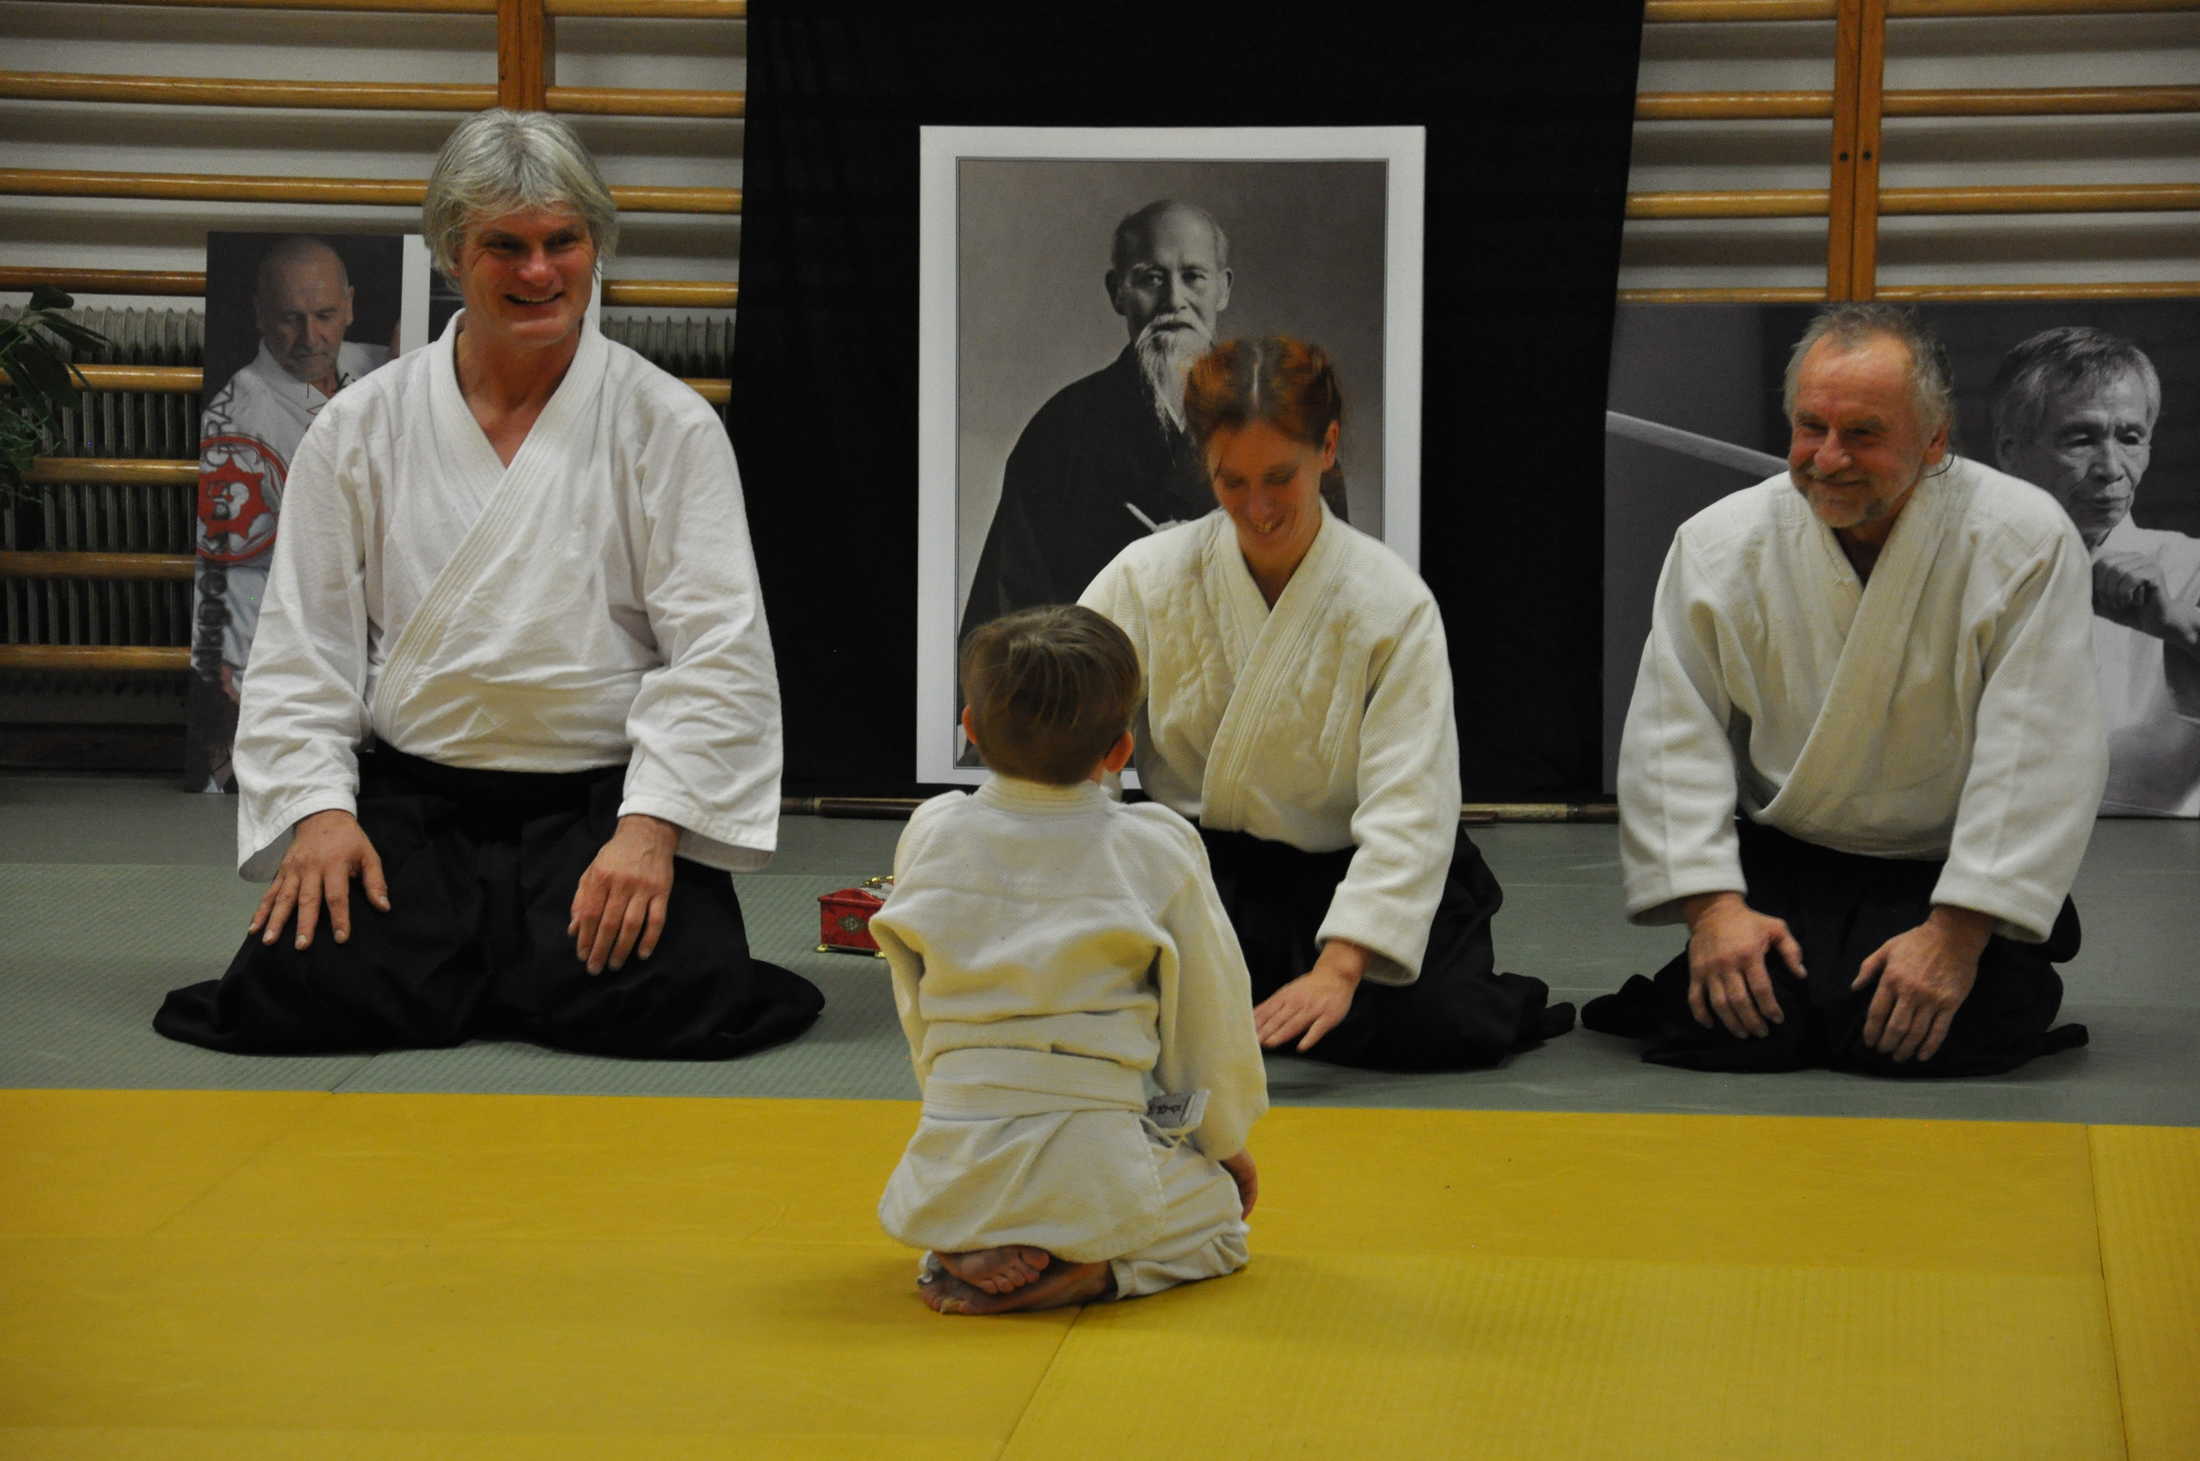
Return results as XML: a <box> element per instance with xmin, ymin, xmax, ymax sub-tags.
<box><xmin>1987</xmin><ymin>325</ymin><xmax>2160</xmax><ymax>464</ymax></box>
<box><xmin>422</xmin><ymin>109</ymin><xmax>619</xmax><ymax>277</ymax></box>
<box><xmin>1109</xmin><ymin>200</ymin><xmax>1230</xmax><ymax>275</ymax></box>
<box><xmin>1782</xmin><ymin>301</ymin><xmax>1954</xmax><ymax>438</ymax></box>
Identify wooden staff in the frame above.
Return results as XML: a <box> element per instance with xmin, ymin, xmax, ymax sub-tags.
<box><xmin>0</xmin><ymin>270</ymin><xmax>740</xmax><ymax>308</ymax></box>
<box><xmin>1627</xmin><ymin>190</ymin><xmax>1832</xmax><ymax>219</ymax></box>
<box><xmin>0</xmin><ymin>645</ymin><xmax>189</xmax><ymax>671</ymax></box>
<box><xmin>1881</xmin><ymin>183</ymin><xmax>2200</xmax><ymax>214</ymax></box>
<box><xmin>0</xmin><ymin>551</ymin><xmax>195</xmax><ymax>582</ymax></box>
<box><xmin>0</xmin><ymin>72</ymin><xmax>496</xmax><ymax>110</ymax></box>
<box><xmin>24</xmin><ymin>459</ymin><xmax>196</xmax><ymax>485</ymax></box>
<box><xmin>1640</xmin><ymin>86</ymin><xmax>2200</xmax><ymax>120</ymax></box>
<box><xmin>4</xmin><ymin>368</ymin><xmax>730</xmax><ymax>401</ymax></box>
<box><xmin>0</xmin><ymin>168</ymin><xmax>740</xmax><ymax>214</ymax></box>
<box><xmin>1647</xmin><ymin>0</ymin><xmax>1835</xmax><ymax>18</ymax></box>
<box><xmin>8</xmin><ymin>0</ymin><xmax>496</xmax><ymax>11</ymax></box>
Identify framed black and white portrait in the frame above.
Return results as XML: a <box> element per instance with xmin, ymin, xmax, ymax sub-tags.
<box><xmin>914</xmin><ymin>124</ymin><xmax>1426</xmax><ymax>784</ymax></box>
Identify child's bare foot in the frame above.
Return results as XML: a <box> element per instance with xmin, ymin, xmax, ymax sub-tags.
<box><xmin>938</xmin><ymin>1246</ymin><xmax>1052</xmax><ymax>1294</ymax></box>
<box><xmin>920</xmin><ymin>1260</ymin><xmax>1114</xmax><ymax>1315</ymax></box>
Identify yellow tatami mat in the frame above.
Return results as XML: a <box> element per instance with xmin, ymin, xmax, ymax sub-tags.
<box><xmin>2091</xmin><ymin>1125</ymin><xmax>2200</xmax><ymax>1460</ymax></box>
<box><xmin>1</xmin><ymin>1091</ymin><xmax>2189</xmax><ymax>1460</ymax></box>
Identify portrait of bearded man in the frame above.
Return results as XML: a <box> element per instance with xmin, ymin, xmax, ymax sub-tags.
<box><xmin>955</xmin><ymin>199</ymin><xmax>1350</xmax><ymax>653</ymax></box>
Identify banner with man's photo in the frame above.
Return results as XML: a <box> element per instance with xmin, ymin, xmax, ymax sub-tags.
<box><xmin>186</xmin><ymin>233</ymin><xmax>404</xmax><ymax>791</ymax></box>
<box><xmin>1603</xmin><ymin>300</ymin><xmax>2200</xmax><ymax>817</ymax></box>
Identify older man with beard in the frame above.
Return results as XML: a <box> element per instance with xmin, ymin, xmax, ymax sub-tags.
<box><xmin>958</xmin><ymin>201</ymin><xmax>1247</xmax><ymax>642</ymax></box>
<box><xmin>1991</xmin><ymin>326</ymin><xmax>2200</xmax><ymax>817</ymax></box>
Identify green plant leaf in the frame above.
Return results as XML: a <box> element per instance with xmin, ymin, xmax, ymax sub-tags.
<box><xmin>43</xmin><ymin>317</ymin><xmax>111</xmax><ymax>355</ymax></box>
<box><xmin>5</xmin><ymin>342</ymin><xmax>79</xmax><ymax>406</ymax></box>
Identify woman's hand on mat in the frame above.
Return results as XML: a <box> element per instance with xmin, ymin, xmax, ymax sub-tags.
<box><xmin>1681</xmin><ymin>892</ymin><xmax>1802</xmax><ymax>1039</ymax></box>
<box><xmin>1221</xmin><ymin>1148</ymin><xmax>1259</xmax><ymax>1218</ymax></box>
<box><xmin>252</xmin><ymin>809</ymin><xmax>390</xmax><ymax>950</ymax></box>
<box><xmin>1852</xmin><ymin>905</ymin><xmax>1991</xmax><ymax>1062</ymax></box>
<box><xmin>1253</xmin><ymin>940</ymin><xmax>1367</xmax><ymax>1051</ymax></box>
<box><xmin>569</xmin><ymin>813</ymin><xmax>678</xmax><ymax>975</ymax></box>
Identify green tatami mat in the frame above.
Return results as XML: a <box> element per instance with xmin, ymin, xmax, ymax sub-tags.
<box><xmin>4</xmin><ymin>774</ymin><xmax>2197</xmax><ymax>1125</ymax></box>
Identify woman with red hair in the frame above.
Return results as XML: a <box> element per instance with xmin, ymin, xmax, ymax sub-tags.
<box><xmin>1082</xmin><ymin>338</ymin><xmax>1571</xmax><ymax>1070</ymax></box>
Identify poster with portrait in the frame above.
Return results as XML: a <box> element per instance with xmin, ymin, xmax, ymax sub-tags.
<box><xmin>1602</xmin><ymin>299</ymin><xmax>2200</xmax><ymax>816</ymax></box>
<box><xmin>913</xmin><ymin>125</ymin><xmax>1426</xmax><ymax>785</ymax></box>
<box><xmin>185</xmin><ymin>232</ymin><xmax>404</xmax><ymax>792</ymax></box>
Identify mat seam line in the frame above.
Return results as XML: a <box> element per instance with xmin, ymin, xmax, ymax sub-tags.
<box><xmin>140</xmin><ymin>1088</ymin><xmax>337</xmax><ymax>1236</ymax></box>
<box><xmin>2083</xmin><ymin>1125</ymin><xmax>2138</xmax><ymax>1461</ymax></box>
<box><xmin>327</xmin><ymin>1051</ymin><xmax>390</xmax><ymax>1097</ymax></box>
<box><xmin>989</xmin><ymin>1305</ymin><xmax>1089</xmax><ymax>1459</ymax></box>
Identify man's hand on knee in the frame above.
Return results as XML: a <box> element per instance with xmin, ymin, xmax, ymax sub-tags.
<box><xmin>252</xmin><ymin>809</ymin><xmax>390</xmax><ymax>950</ymax></box>
<box><xmin>1852</xmin><ymin>904</ymin><xmax>1991</xmax><ymax>1062</ymax></box>
<box><xmin>569</xmin><ymin>813</ymin><xmax>678</xmax><ymax>975</ymax></box>
<box><xmin>1681</xmin><ymin>891</ymin><xmax>1804</xmax><ymax>1039</ymax></box>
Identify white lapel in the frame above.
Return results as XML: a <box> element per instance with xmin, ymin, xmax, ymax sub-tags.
<box><xmin>1763</xmin><ymin>470</ymin><xmax>1959</xmax><ymax>830</ymax></box>
<box><xmin>1199</xmin><ymin>504</ymin><xmax>1345</xmax><ymax>826</ymax></box>
<box><xmin>370</xmin><ymin>317</ymin><xmax>609</xmax><ymax>726</ymax></box>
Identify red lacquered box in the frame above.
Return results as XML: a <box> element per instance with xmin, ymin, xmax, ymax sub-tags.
<box><xmin>816</xmin><ymin>875</ymin><xmax>892</xmax><ymax>957</ymax></box>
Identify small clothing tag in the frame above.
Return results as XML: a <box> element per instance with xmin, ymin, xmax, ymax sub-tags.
<box><xmin>1144</xmin><ymin>1089</ymin><xmax>1208</xmax><ymax>1135</ymax></box>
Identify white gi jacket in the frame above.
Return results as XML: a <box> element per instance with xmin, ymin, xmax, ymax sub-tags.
<box><xmin>200</xmin><ymin>340</ymin><xmax>392</xmax><ymax>673</ymax></box>
<box><xmin>871</xmin><ymin>779</ymin><xmax>1266</xmax><ymax>1259</ymax></box>
<box><xmin>1619</xmin><ymin>457</ymin><xmax>2107</xmax><ymax>943</ymax></box>
<box><xmin>231</xmin><ymin>315</ymin><xmax>782</xmax><ymax>878</ymax></box>
<box><xmin>1082</xmin><ymin>505</ymin><xmax>1460</xmax><ymax>985</ymax></box>
<box><xmin>2092</xmin><ymin>516</ymin><xmax>2200</xmax><ymax>816</ymax></box>
<box><xmin>205</xmin><ymin>340</ymin><xmax>392</xmax><ymax>456</ymax></box>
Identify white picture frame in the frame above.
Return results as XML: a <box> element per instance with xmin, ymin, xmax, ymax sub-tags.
<box><xmin>915</xmin><ymin>124</ymin><xmax>1427</xmax><ymax>784</ymax></box>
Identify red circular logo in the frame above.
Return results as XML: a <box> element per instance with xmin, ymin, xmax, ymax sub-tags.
<box><xmin>197</xmin><ymin>434</ymin><xmax>289</xmax><ymax>564</ymax></box>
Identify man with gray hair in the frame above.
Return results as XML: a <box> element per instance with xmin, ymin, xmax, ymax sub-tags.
<box><xmin>157</xmin><ymin>110</ymin><xmax>821</xmax><ymax>1061</ymax></box>
<box><xmin>1991</xmin><ymin>326</ymin><xmax>2200</xmax><ymax>816</ymax></box>
<box><xmin>958</xmin><ymin>200</ymin><xmax>1237</xmax><ymax>642</ymax></box>
<box><xmin>1584</xmin><ymin>303</ymin><xmax>2106</xmax><ymax>1076</ymax></box>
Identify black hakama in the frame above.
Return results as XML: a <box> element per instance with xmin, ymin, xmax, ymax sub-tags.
<box><xmin>1196</xmin><ymin>823</ymin><xmax>1574</xmax><ymax>1072</ymax></box>
<box><xmin>1581</xmin><ymin>818</ymin><xmax>2087</xmax><ymax>1077</ymax></box>
<box><xmin>155</xmin><ymin>743</ymin><xmax>823</xmax><ymax>1058</ymax></box>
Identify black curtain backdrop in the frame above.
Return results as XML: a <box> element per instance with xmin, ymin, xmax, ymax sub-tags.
<box><xmin>731</xmin><ymin>3</ymin><xmax>1645</xmax><ymax>799</ymax></box>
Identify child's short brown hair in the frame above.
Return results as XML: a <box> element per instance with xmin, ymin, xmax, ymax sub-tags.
<box><xmin>960</xmin><ymin>605</ymin><xmax>1141</xmax><ymax>785</ymax></box>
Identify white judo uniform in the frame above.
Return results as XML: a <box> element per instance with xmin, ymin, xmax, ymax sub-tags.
<box><xmin>872</xmin><ymin>778</ymin><xmax>1267</xmax><ymax>1299</ymax></box>
<box><xmin>1619</xmin><ymin>457</ymin><xmax>2107</xmax><ymax>943</ymax></box>
<box><xmin>231</xmin><ymin>314</ymin><xmax>781</xmax><ymax>880</ymax></box>
<box><xmin>1079</xmin><ymin>504</ymin><xmax>1459</xmax><ymax>984</ymax></box>
<box><xmin>2092</xmin><ymin>517</ymin><xmax>2200</xmax><ymax>817</ymax></box>
<box><xmin>199</xmin><ymin>339</ymin><xmax>392</xmax><ymax>679</ymax></box>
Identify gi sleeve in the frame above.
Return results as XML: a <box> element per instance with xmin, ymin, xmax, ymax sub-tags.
<box><xmin>870</xmin><ymin>794</ymin><xmax>960</xmax><ymax>1083</ymax></box>
<box><xmin>1078</xmin><ymin>551</ymin><xmax>1145</xmax><ymax>664</ymax></box>
<box><xmin>230</xmin><ymin>412</ymin><xmax>375</xmax><ymax>879</ymax></box>
<box><xmin>1618</xmin><ymin>529</ymin><xmax>1748</xmax><ymax>924</ymax></box>
<box><xmin>620</xmin><ymin>397</ymin><xmax>784</xmax><ymax>871</ymax></box>
<box><xmin>1933</xmin><ymin>520</ymin><xmax>2107</xmax><ymax>942</ymax></box>
<box><xmin>1150</xmin><ymin>825</ymin><xmax>1267</xmax><ymax>1160</ymax></box>
<box><xmin>1316</xmin><ymin>594</ymin><xmax>1463</xmax><ymax>984</ymax></box>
